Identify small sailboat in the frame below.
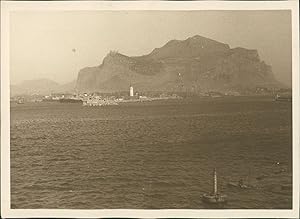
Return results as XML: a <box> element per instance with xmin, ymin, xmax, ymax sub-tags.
<box><xmin>227</xmin><ymin>179</ymin><xmax>252</xmax><ymax>189</ymax></box>
<box><xmin>202</xmin><ymin>168</ymin><xmax>227</xmax><ymax>204</ymax></box>
<box><xmin>227</xmin><ymin>168</ymin><xmax>254</xmax><ymax>189</ymax></box>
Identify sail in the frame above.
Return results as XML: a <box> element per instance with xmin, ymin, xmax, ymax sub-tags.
<box><xmin>213</xmin><ymin>168</ymin><xmax>217</xmax><ymax>195</ymax></box>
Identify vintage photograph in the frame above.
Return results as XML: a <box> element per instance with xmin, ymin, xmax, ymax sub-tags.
<box><xmin>1</xmin><ymin>1</ymin><xmax>299</xmax><ymax>218</ymax></box>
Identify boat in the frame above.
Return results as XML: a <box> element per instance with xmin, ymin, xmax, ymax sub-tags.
<box><xmin>274</xmin><ymin>93</ymin><xmax>292</xmax><ymax>102</ymax></box>
<box><xmin>227</xmin><ymin>180</ymin><xmax>252</xmax><ymax>189</ymax></box>
<box><xmin>202</xmin><ymin>168</ymin><xmax>227</xmax><ymax>204</ymax></box>
<box><xmin>227</xmin><ymin>167</ymin><xmax>255</xmax><ymax>189</ymax></box>
<box><xmin>17</xmin><ymin>99</ymin><xmax>24</xmax><ymax>104</ymax></box>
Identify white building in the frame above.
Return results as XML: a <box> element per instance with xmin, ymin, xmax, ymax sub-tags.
<box><xmin>130</xmin><ymin>85</ymin><xmax>134</xmax><ymax>97</ymax></box>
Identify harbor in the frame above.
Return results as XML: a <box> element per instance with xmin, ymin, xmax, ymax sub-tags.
<box><xmin>10</xmin><ymin>84</ymin><xmax>291</xmax><ymax>107</ymax></box>
<box><xmin>10</xmin><ymin>95</ymin><xmax>292</xmax><ymax>209</ymax></box>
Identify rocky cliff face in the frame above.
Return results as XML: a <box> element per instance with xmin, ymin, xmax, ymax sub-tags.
<box><xmin>76</xmin><ymin>35</ymin><xmax>280</xmax><ymax>93</ymax></box>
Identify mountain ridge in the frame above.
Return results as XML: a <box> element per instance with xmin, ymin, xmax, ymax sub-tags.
<box><xmin>11</xmin><ymin>35</ymin><xmax>285</xmax><ymax>96</ymax></box>
<box><xmin>11</xmin><ymin>79</ymin><xmax>76</xmax><ymax>96</ymax></box>
<box><xmin>76</xmin><ymin>35</ymin><xmax>282</xmax><ymax>93</ymax></box>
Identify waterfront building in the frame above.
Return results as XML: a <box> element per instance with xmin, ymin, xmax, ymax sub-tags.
<box><xmin>130</xmin><ymin>85</ymin><xmax>134</xmax><ymax>97</ymax></box>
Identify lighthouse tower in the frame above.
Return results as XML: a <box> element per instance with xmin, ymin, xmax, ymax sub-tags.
<box><xmin>129</xmin><ymin>85</ymin><xmax>134</xmax><ymax>97</ymax></box>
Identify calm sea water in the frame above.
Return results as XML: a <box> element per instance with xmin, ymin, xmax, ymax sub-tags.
<box><xmin>10</xmin><ymin>96</ymin><xmax>292</xmax><ymax>209</ymax></box>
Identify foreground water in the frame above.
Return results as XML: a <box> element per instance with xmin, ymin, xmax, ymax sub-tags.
<box><xmin>10</xmin><ymin>96</ymin><xmax>292</xmax><ymax>209</ymax></box>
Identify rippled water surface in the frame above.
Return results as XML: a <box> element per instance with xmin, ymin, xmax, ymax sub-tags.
<box><xmin>11</xmin><ymin>96</ymin><xmax>292</xmax><ymax>209</ymax></box>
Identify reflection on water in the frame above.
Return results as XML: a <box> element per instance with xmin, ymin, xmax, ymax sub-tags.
<box><xmin>10</xmin><ymin>97</ymin><xmax>292</xmax><ymax>209</ymax></box>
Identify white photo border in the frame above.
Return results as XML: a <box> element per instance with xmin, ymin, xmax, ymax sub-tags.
<box><xmin>1</xmin><ymin>1</ymin><xmax>299</xmax><ymax>218</ymax></box>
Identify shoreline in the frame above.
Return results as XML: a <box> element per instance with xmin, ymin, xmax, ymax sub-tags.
<box><xmin>9</xmin><ymin>95</ymin><xmax>289</xmax><ymax>108</ymax></box>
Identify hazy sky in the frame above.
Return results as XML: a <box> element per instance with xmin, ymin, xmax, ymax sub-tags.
<box><xmin>10</xmin><ymin>10</ymin><xmax>291</xmax><ymax>86</ymax></box>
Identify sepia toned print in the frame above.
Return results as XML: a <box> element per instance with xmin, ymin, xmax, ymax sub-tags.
<box><xmin>1</xmin><ymin>1</ymin><xmax>299</xmax><ymax>218</ymax></box>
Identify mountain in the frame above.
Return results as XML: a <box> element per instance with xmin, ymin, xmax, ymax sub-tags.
<box><xmin>76</xmin><ymin>35</ymin><xmax>282</xmax><ymax>93</ymax></box>
<box><xmin>11</xmin><ymin>79</ymin><xmax>76</xmax><ymax>96</ymax></box>
<box><xmin>59</xmin><ymin>80</ymin><xmax>77</xmax><ymax>93</ymax></box>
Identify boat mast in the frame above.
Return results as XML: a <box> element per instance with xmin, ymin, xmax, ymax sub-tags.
<box><xmin>213</xmin><ymin>168</ymin><xmax>217</xmax><ymax>195</ymax></box>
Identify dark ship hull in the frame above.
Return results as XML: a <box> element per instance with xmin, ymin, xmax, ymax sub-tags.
<box><xmin>202</xmin><ymin>194</ymin><xmax>227</xmax><ymax>204</ymax></box>
<box><xmin>59</xmin><ymin>99</ymin><xmax>83</xmax><ymax>103</ymax></box>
